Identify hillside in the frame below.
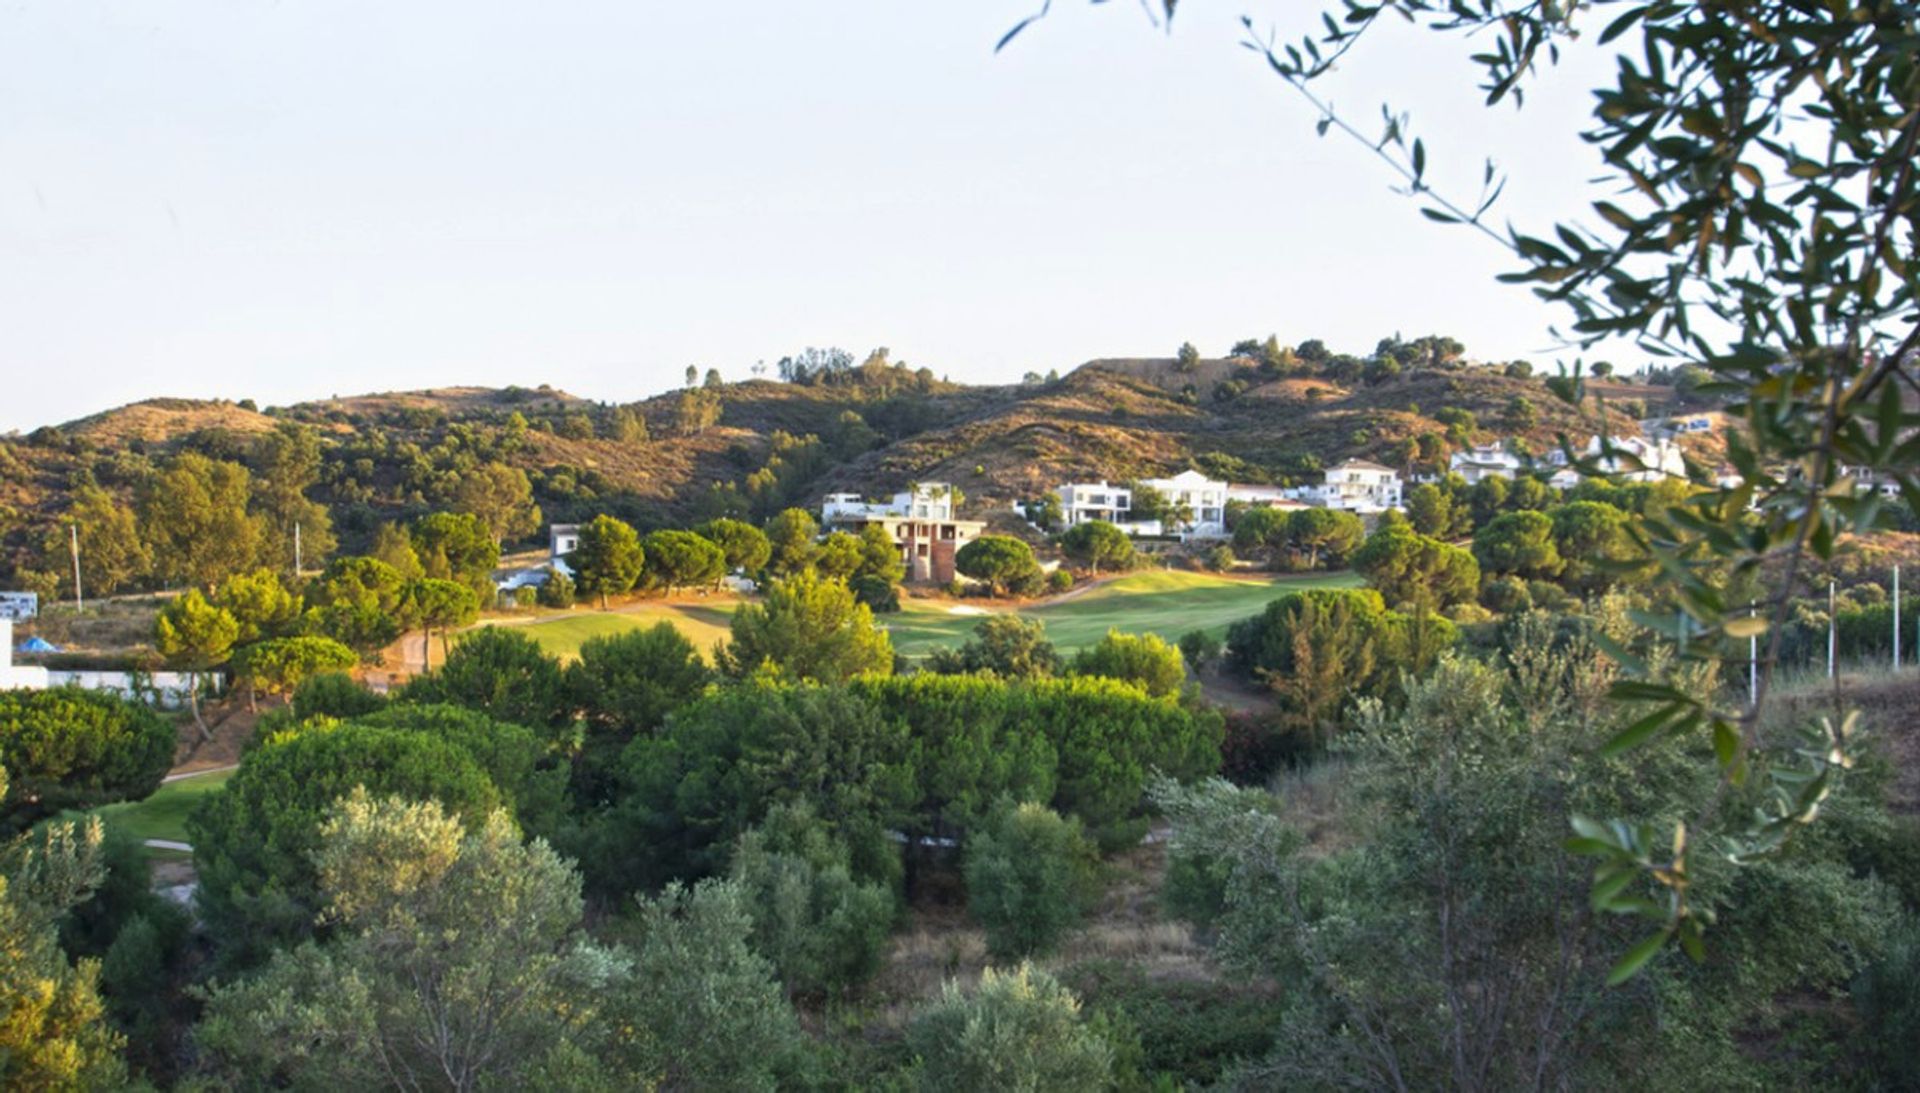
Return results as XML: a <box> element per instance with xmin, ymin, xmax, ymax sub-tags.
<box><xmin>0</xmin><ymin>345</ymin><xmax>1700</xmax><ymax>583</ymax></box>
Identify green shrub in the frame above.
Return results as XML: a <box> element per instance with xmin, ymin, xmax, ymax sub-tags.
<box><xmin>964</xmin><ymin>801</ymin><xmax>1098</xmax><ymax>959</ymax></box>
<box><xmin>513</xmin><ymin>586</ymin><xmax>538</xmax><ymax>610</ymax></box>
<box><xmin>1070</xmin><ymin>630</ymin><xmax>1186</xmax><ymax>698</ymax></box>
<box><xmin>1480</xmin><ymin>574</ymin><xmax>1533</xmax><ymax>614</ymax></box>
<box><xmin>1853</xmin><ymin>921</ymin><xmax>1920</xmax><ymax>1090</ymax></box>
<box><xmin>290</xmin><ymin>671</ymin><xmax>386</xmax><ymax>722</ymax></box>
<box><xmin>907</xmin><ymin>964</ymin><xmax>1114</xmax><ymax>1093</ymax></box>
<box><xmin>400</xmin><ymin>626</ymin><xmax>572</xmax><ymax>735</ymax></box>
<box><xmin>1176</xmin><ymin>630</ymin><xmax>1222</xmax><ymax>673</ymax></box>
<box><xmin>1063</xmin><ymin>961</ymin><xmax>1280</xmax><ymax>1088</ymax></box>
<box><xmin>0</xmin><ymin>688</ymin><xmax>175</xmax><ymax>831</ymax></box>
<box><xmin>1048</xmin><ymin>569</ymin><xmax>1075</xmax><ymax>594</ymax></box>
<box><xmin>536</xmin><ymin>567</ymin><xmax>575</xmax><ymax>608</ymax></box>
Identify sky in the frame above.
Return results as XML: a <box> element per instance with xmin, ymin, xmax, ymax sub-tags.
<box><xmin>0</xmin><ymin>1</ymin><xmax>1626</xmax><ymax>432</ymax></box>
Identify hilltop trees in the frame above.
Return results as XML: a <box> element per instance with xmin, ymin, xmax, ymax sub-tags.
<box><xmin>54</xmin><ymin>484</ymin><xmax>150</xmax><ymax>598</ymax></box>
<box><xmin>451</xmin><ymin>463</ymin><xmax>542</xmax><ymax>546</ymax></box>
<box><xmin>569</xmin><ymin>515</ymin><xmax>645</xmax><ymax>607</ymax></box>
<box><xmin>140</xmin><ymin>452</ymin><xmax>261</xmax><ymax>590</ymax></box>
<box><xmin>411</xmin><ymin>512</ymin><xmax>501</xmax><ymax>601</ymax></box>
<box><xmin>249</xmin><ymin>423</ymin><xmax>335</xmax><ymax>574</ymax></box>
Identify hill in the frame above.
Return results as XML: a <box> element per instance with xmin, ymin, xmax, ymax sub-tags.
<box><xmin>0</xmin><ymin>341</ymin><xmax>1708</xmax><ymax>584</ymax></box>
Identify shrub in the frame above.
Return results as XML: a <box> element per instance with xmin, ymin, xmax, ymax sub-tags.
<box><xmin>1481</xmin><ymin>575</ymin><xmax>1533</xmax><ymax>614</ymax></box>
<box><xmin>1177</xmin><ymin>630</ymin><xmax>1222</xmax><ymax>673</ymax></box>
<box><xmin>399</xmin><ymin>626</ymin><xmax>571</xmax><ymax>735</ymax></box>
<box><xmin>1048</xmin><ymin>569</ymin><xmax>1075</xmax><ymax>594</ymax></box>
<box><xmin>1203</xmin><ymin>544</ymin><xmax>1236</xmax><ymax>572</ymax></box>
<box><xmin>849</xmin><ymin>573</ymin><xmax>902</xmax><ymax>613</ymax></box>
<box><xmin>964</xmin><ymin>801</ymin><xmax>1098</xmax><ymax>959</ymax></box>
<box><xmin>513</xmin><ymin>586</ymin><xmax>538</xmax><ymax>610</ymax></box>
<box><xmin>537</xmin><ymin>567</ymin><xmax>575</xmax><ymax>608</ymax></box>
<box><xmin>290</xmin><ymin>671</ymin><xmax>387</xmax><ymax>722</ymax></box>
<box><xmin>728</xmin><ymin>802</ymin><xmax>896</xmax><ymax>997</ymax></box>
<box><xmin>908</xmin><ymin>963</ymin><xmax>1114</xmax><ymax>1093</ymax></box>
<box><xmin>1070</xmin><ymin>630</ymin><xmax>1187</xmax><ymax>698</ymax></box>
<box><xmin>1854</xmin><ymin>922</ymin><xmax>1920</xmax><ymax>1090</ymax></box>
<box><xmin>0</xmin><ymin>688</ymin><xmax>174</xmax><ymax>831</ymax></box>
<box><xmin>1445</xmin><ymin>602</ymin><xmax>1496</xmax><ymax>624</ymax></box>
<box><xmin>924</xmin><ymin>615</ymin><xmax>1062</xmax><ymax>679</ymax></box>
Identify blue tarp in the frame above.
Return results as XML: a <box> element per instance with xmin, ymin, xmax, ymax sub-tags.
<box><xmin>17</xmin><ymin>636</ymin><xmax>58</xmax><ymax>653</ymax></box>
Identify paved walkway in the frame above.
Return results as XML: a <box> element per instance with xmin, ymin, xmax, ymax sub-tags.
<box><xmin>143</xmin><ymin>838</ymin><xmax>193</xmax><ymax>852</ymax></box>
<box><xmin>162</xmin><ymin>763</ymin><xmax>236</xmax><ymax>784</ymax></box>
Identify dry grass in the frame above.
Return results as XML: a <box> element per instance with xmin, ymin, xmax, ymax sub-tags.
<box><xmin>1272</xmin><ymin>758</ymin><xmax>1359</xmax><ymax>856</ymax></box>
<box><xmin>24</xmin><ymin>595</ymin><xmax>166</xmax><ymax>657</ymax></box>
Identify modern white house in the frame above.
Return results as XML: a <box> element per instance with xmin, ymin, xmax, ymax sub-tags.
<box><xmin>1305</xmin><ymin>460</ymin><xmax>1405</xmax><ymax>513</ymax></box>
<box><xmin>1224</xmin><ymin>484</ymin><xmax>1309</xmax><ymax>511</ymax></box>
<box><xmin>0</xmin><ymin>619</ymin><xmax>50</xmax><ymax>691</ymax></box>
<box><xmin>496</xmin><ymin>524</ymin><xmax>580</xmax><ymax>593</ymax></box>
<box><xmin>1056</xmin><ymin>481</ymin><xmax>1132</xmax><ymax>526</ymax></box>
<box><xmin>1448</xmin><ymin>443</ymin><xmax>1525</xmax><ymax>485</ymax></box>
<box><xmin>1560</xmin><ymin>435</ymin><xmax>1687</xmax><ymax>482</ymax></box>
<box><xmin>1140</xmin><ymin>470</ymin><xmax>1230</xmax><ymax>539</ymax></box>
<box><xmin>822</xmin><ymin>482</ymin><xmax>958</xmax><ymax>523</ymax></box>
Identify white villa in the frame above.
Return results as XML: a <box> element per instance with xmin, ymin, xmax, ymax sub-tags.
<box><xmin>1224</xmin><ymin>484</ymin><xmax>1309</xmax><ymax>511</ymax></box>
<box><xmin>0</xmin><ymin>619</ymin><xmax>49</xmax><ymax>691</ymax></box>
<box><xmin>1448</xmin><ymin>443</ymin><xmax>1525</xmax><ymax>485</ymax></box>
<box><xmin>823</xmin><ymin>482</ymin><xmax>958</xmax><ymax>523</ymax></box>
<box><xmin>1547</xmin><ymin>435</ymin><xmax>1686</xmax><ymax>483</ymax></box>
<box><xmin>1056</xmin><ymin>481</ymin><xmax>1132</xmax><ymax>526</ymax></box>
<box><xmin>1140</xmin><ymin>470</ymin><xmax>1230</xmax><ymax>539</ymax></box>
<box><xmin>496</xmin><ymin>523</ymin><xmax>579</xmax><ymax>593</ymax></box>
<box><xmin>1304</xmin><ymin>460</ymin><xmax>1405</xmax><ymax>513</ymax></box>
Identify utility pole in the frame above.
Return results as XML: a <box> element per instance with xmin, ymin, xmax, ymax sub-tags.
<box><xmin>1895</xmin><ymin>566</ymin><xmax>1902</xmax><ymax>671</ymax></box>
<box><xmin>1748</xmin><ymin>601</ymin><xmax>1758</xmax><ymax>710</ymax></box>
<box><xmin>1827</xmin><ymin>580</ymin><xmax>1837</xmax><ymax>679</ymax></box>
<box><xmin>294</xmin><ymin>520</ymin><xmax>303</xmax><ymax>577</ymax></box>
<box><xmin>69</xmin><ymin>524</ymin><xmax>83</xmax><ymax>613</ymax></box>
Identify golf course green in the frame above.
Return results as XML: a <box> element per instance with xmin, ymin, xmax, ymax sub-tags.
<box><xmin>506</xmin><ymin>569</ymin><xmax>1359</xmax><ymax>663</ymax></box>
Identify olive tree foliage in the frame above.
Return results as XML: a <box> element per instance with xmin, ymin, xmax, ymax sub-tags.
<box><xmin>0</xmin><ymin>769</ymin><xmax>127</xmax><ymax>1090</ymax></box>
<box><xmin>195</xmin><ymin>791</ymin><xmax>621</xmax><ymax>1092</ymax></box>
<box><xmin>1151</xmin><ymin>638</ymin><xmax>1902</xmax><ymax>1089</ymax></box>
<box><xmin>1007</xmin><ymin>0</ymin><xmax>1920</xmax><ymax>971</ymax></box>
<box><xmin>963</xmin><ymin>800</ymin><xmax>1099</xmax><ymax>960</ymax></box>
<box><xmin>907</xmin><ymin>963</ymin><xmax>1115</xmax><ymax>1093</ymax></box>
<box><xmin>727</xmin><ymin>801</ymin><xmax>895</xmax><ymax>998</ymax></box>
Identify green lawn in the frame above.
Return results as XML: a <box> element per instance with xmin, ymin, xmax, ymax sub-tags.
<box><xmin>89</xmin><ymin>767</ymin><xmax>235</xmax><ymax>844</ymax></box>
<box><xmin>502</xmin><ymin>600</ymin><xmax>741</xmax><ymax>662</ymax></box>
<box><xmin>496</xmin><ymin>570</ymin><xmax>1359</xmax><ymax>665</ymax></box>
<box><xmin>885</xmin><ymin>569</ymin><xmax>1363</xmax><ymax>658</ymax></box>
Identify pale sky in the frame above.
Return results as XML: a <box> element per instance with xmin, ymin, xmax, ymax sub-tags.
<box><xmin>0</xmin><ymin>1</ymin><xmax>1623</xmax><ymax>432</ymax></box>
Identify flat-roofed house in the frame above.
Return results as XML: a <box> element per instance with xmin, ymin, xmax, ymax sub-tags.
<box><xmin>1309</xmin><ymin>460</ymin><xmax>1405</xmax><ymax>513</ymax></box>
<box><xmin>1448</xmin><ymin>443</ymin><xmax>1524</xmax><ymax>485</ymax></box>
<box><xmin>1057</xmin><ymin>481</ymin><xmax>1132</xmax><ymax>526</ymax></box>
<box><xmin>821</xmin><ymin>482</ymin><xmax>985</xmax><ymax>583</ymax></box>
<box><xmin>1140</xmin><ymin>470</ymin><xmax>1230</xmax><ymax>539</ymax></box>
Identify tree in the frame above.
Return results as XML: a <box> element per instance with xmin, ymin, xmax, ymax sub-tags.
<box><xmin>1550</xmin><ymin>500</ymin><xmax>1641</xmax><ymax>595</ymax></box>
<box><xmin>291</xmin><ymin>672</ymin><xmax>387</xmax><ymax>722</ymax></box>
<box><xmin>305</xmin><ymin>556</ymin><xmax>410</xmax><ymax>655</ymax></box>
<box><xmin>0</xmin><ymin>769</ymin><xmax>128</xmax><ymax>1090</ymax></box>
<box><xmin>1175</xmin><ymin>341</ymin><xmax>1200</xmax><ymax>371</ymax></box>
<box><xmin>196</xmin><ymin>791</ymin><xmax>624</xmax><ymax>1091</ymax></box>
<box><xmin>154</xmin><ymin>588</ymin><xmax>240</xmax><ymax>739</ymax></box>
<box><xmin>964</xmin><ymin>801</ymin><xmax>1098</xmax><ymax>959</ymax></box>
<box><xmin>613</xmin><ymin>880</ymin><xmax>806</xmax><ymax>1089</ymax></box>
<box><xmin>854</xmin><ymin>522</ymin><xmax>907</xmax><ymax>585</ymax></box>
<box><xmin>400</xmin><ymin>577</ymin><xmax>480</xmax><ymax>670</ymax></box>
<box><xmin>610</xmin><ymin>405</ymin><xmax>649</xmax><ymax>443</ymax></box>
<box><xmin>908</xmin><ymin>964</ymin><xmax>1114</xmax><ymax>1093</ymax></box>
<box><xmin>684</xmin><ymin>363</ymin><xmax>699</xmax><ymax>387</ymax></box>
<box><xmin>0</xmin><ymin>689</ymin><xmax>174</xmax><ymax>830</ymax></box>
<box><xmin>1069</xmin><ymin>629</ymin><xmax>1186</xmax><ymax>697</ymax></box>
<box><xmin>1473</xmin><ymin>510</ymin><xmax>1565</xmax><ymax>580</ymax></box>
<box><xmin>1404</xmin><ymin>481</ymin><xmax>1458</xmax><ymax>538</ymax></box>
<box><xmin>1351</xmin><ymin>524</ymin><xmax>1480</xmax><ymax>609</ymax></box>
<box><xmin>368</xmin><ymin>522</ymin><xmax>425</xmax><ymax>579</ymax></box>
<box><xmin>1285</xmin><ymin>507</ymin><xmax>1365</xmax><ymax>569</ymax></box>
<box><xmin>1231</xmin><ymin>505</ymin><xmax>1291</xmax><ymax>564</ymax></box>
<box><xmin>452</xmin><ymin>463</ymin><xmax>543</xmax><ymax>545</ymax></box>
<box><xmin>188</xmin><ymin>722</ymin><xmax>504</xmax><ymax>960</ymax></box>
<box><xmin>568</xmin><ymin>514</ymin><xmax>644</xmax><ymax>607</ymax></box>
<box><xmin>1177</xmin><ymin>629</ymin><xmax>1223</xmax><ymax>672</ymax></box>
<box><xmin>399</xmin><ymin>625</ymin><xmax>571</xmax><ymax>735</ymax></box>
<box><xmin>567</xmin><ymin>623</ymin><xmax>710</xmax><ymax>803</ymax></box>
<box><xmin>673</xmin><ymin>388</ymin><xmax>722</xmax><ymax>436</ymax></box>
<box><xmin>537</xmin><ymin>566</ymin><xmax>575</xmax><ymax>608</ymax></box>
<box><xmin>212</xmin><ymin>567</ymin><xmax>302</xmax><ymax>643</ymax></box>
<box><xmin>697</xmin><ymin>517</ymin><xmax>771</xmax><ymax>574</ymax></box>
<box><xmin>411</xmin><ymin>512</ymin><xmax>501</xmax><ymax>601</ymax></box>
<box><xmin>925</xmin><ymin>615</ymin><xmax>1062</xmax><ymax>679</ymax></box>
<box><xmin>722</xmin><ymin>572</ymin><xmax>894</xmax><ymax>683</ymax></box>
<box><xmin>1057</xmin><ymin>520</ymin><xmax>1134</xmax><ymax>576</ymax></box>
<box><xmin>728</xmin><ymin>801</ymin><xmax>895</xmax><ymax>997</ymax></box>
<box><xmin>249</xmin><ymin>423</ymin><xmax>336</xmax><ymax>574</ymax></box>
<box><xmin>954</xmin><ymin>535</ymin><xmax>1042</xmax><ymax>597</ymax></box>
<box><xmin>813</xmin><ymin>530</ymin><xmax>865</xmax><ymax>580</ymax></box>
<box><xmin>642</xmin><ymin>529</ymin><xmax>726</xmax><ymax>593</ymax></box>
<box><xmin>231</xmin><ymin>636</ymin><xmax>358</xmax><ymax>710</ymax></box>
<box><xmin>53</xmin><ymin>483</ymin><xmax>149</xmax><ymax>598</ymax></box>
<box><xmin>140</xmin><ymin>451</ymin><xmax>262</xmax><ymax>589</ymax></box>
<box><xmin>1504</xmin><ymin>394</ymin><xmax>1539</xmax><ymax>431</ymax></box>
<box><xmin>763</xmin><ymin>508</ymin><xmax>819</xmax><ymax>578</ymax></box>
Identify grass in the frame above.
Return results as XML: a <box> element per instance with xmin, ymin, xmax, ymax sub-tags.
<box><xmin>497</xmin><ymin>599</ymin><xmax>741</xmax><ymax>662</ymax></box>
<box><xmin>487</xmin><ymin>570</ymin><xmax>1359</xmax><ymax>665</ymax></box>
<box><xmin>885</xmin><ymin>569</ymin><xmax>1363</xmax><ymax>658</ymax></box>
<box><xmin>89</xmin><ymin>767</ymin><xmax>235</xmax><ymax>844</ymax></box>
